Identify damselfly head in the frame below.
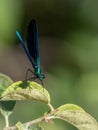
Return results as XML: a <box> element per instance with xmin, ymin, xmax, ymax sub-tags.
<box><xmin>38</xmin><ymin>73</ymin><xmax>45</xmax><ymax>81</ymax></box>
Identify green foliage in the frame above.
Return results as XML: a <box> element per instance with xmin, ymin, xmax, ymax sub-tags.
<box><xmin>16</xmin><ymin>122</ymin><xmax>25</xmax><ymax>130</ymax></box>
<box><xmin>0</xmin><ymin>0</ymin><xmax>23</xmax><ymax>44</ymax></box>
<box><xmin>0</xmin><ymin>73</ymin><xmax>98</xmax><ymax>130</ymax></box>
<box><xmin>0</xmin><ymin>73</ymin><xmax>16</xmax><ymax>128</ymax></box>
<box><xmin>0</xmin><ymin>1</ymin><xmax>98</xmax><ymax>130</ymax></box>
<box><xmin>53</xmin><ymin>104</ymin><xmax>98</xmax><ymax>130</ymax></box>
<box><xmin>1</xmin><ymin>81</ymin><xmax>50</xmax><ymax>104</ymax></box>
<box><xmin>0</xmin><ymin>73</ymin><xmax>13</xmax><ymax>95</ymax></box>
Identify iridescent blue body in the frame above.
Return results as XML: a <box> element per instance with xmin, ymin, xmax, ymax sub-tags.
<box><xmin>16</xmin><ymin>19</ymin><xmax>45</xmax><ymax>81</ymax></box>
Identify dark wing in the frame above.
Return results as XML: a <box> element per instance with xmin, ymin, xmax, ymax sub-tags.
<box><xmin>26</xmin><ymin>19</ymin><xmax>41</xmax><ymax>69</ymax></box>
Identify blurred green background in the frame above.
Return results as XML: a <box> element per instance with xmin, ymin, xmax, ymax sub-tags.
<box><xmin>0</xmin><ymin>0</ymin><xmax>98</xmax><ymax>129</ymax></box>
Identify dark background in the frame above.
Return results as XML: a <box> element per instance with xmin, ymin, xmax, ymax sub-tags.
<box><xmin>0</xmin><ymin>0</ymin><xmax>98</xmax><ymax>129</ymax></box>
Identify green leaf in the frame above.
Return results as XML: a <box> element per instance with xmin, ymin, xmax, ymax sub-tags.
<box><xmin>0</xmin><ymin>101</ymin><xmax>16</xmax><ymax>112</ymax></box>
<box><xmin>16</xmin><ymin>122</ymin><xmax>25</xmax><ymax>130</ymax></box>
<box><xmin>52</xmin><ymin>104</ymin><xmax>98</xmax><ymax>130</ymax></box>
<box><xmin>0</xmin><ymin>73</ymin><xmax>13</xmax><ymax>95</ymax></box>
<box><xmin>1</xmin><ymin>81</ymin><xmax>50</xmax><ymax>104</ymax></box>
<box><xmin>0</xmin><ymin>73</ymin><xmax>15</xmax><ymax>112</ymax></box>
<box><xmin>0</xmin><ymin>73</ymin><xmax>16</xmax><ymax>125</ymax></box>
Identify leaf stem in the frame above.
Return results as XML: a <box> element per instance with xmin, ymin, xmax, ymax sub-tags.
<box><xmin>48</xmin><ymin>103</ymin><xmax>54</xmax><ymax>111</ymax></box>
<box><xmin>5</xmin><ymin>115</ymin><xmax>9</xmax><ymax>128</ymax></box>
<box><xmin>6</xmin><ymin>116</ymin><xmax>46</xmax><ymax>130</ymax></box>
<box><xmin>7</xmin><ymin>111</ymin><xmax>55</xmax><ymax>130</ymax></box>
<box><xmin>24</xmin><ymin>116</ymin><xmax>45</xmax><ymax>128</ymax></box>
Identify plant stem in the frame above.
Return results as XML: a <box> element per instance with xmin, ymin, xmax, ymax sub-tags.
<box><xmin>48</xmin><ymin>103</ymin><xmax>54</xmax><ymax>111</ymax></box>
<box><xmin>25</xmin><ymin>116</ymin><xmax>45</xmax><ymax>128</ymax></box>
<box><xmin>5</xmin><ymin>115</ymin><xmax>9</xmax><ymax>128</ymax></box>
<box><xmin>7</xmin><ymin>116</ymin><xmax>45</xmax><ymax>130</ymax></box>
<box><xmin>6</xmin><ymin>111</ymin><xmax>55</xmax><ymax>130</ymax></box>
